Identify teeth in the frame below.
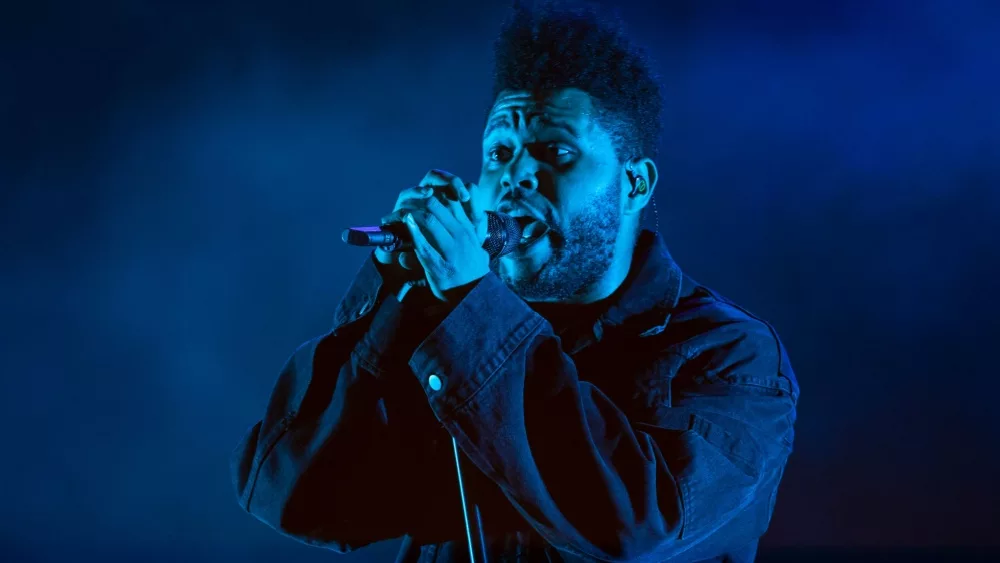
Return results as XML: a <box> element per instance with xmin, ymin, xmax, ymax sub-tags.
<box><xmin>519</xmin><ymin>220</ymin><xmax>548</xmax><ymax>242</ymax></box>
<box><xmin>513</xmin><ymin>216</ymin><xmax>535</xmax><ymax>232</ymax></box>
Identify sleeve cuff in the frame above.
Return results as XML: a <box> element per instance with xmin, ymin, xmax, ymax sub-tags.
<box><xmin>331</xmin><ymin>252</ymin><xmax>387</xmax><ymax>330</ymax></box>
<box><xmin>355</xmin><ymin>283</ymin><xmax>455</xmax><ymax>374</ymax></box>
<box><xmin>408</xmin><ymin>273</ymin><xmax>546</xmax><ymax>419</ymax></box>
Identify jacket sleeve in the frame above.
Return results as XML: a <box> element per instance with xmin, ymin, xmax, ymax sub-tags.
<box><xmin>405</xmin><ymin>273</ymin><xmax>799</xmax><ymax>562</ymax></box>
<box><xmin>229</xmin><ymin>255</ymin><xmax>461</xmax><ymax>553</ymax></box>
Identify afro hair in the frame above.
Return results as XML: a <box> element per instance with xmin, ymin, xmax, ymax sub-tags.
<box><xmin>490</xmin><ymin>0</ymin><xmax>663</xmax><ymax>163</ymax></box>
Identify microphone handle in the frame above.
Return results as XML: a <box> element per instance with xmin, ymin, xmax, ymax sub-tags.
<box><xmin>341</xmin><ymin>211</ymin><xmax>522</xmax><ymax>259</ymax></box>
<box><xmin>341</xmin><ymin>222</ymin><xmax>411</xmax><ymax>251</ymax></box>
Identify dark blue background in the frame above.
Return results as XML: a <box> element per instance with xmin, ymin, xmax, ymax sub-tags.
<box><xmin>2</xmin><ymin>1</ymin><xmax>998</xmax><ymax>561</ymax></box>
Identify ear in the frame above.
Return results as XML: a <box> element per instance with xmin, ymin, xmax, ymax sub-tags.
<box><xmin>623</xmin><ymin>157</ymin><xmax>658</xmax><ymax>217</ymax></box>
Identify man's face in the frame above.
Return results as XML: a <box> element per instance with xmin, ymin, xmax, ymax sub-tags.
<box><xmin>476</xmin><ymin>88</ymin><xmax>626</xmax><ymax>302</ymax></box>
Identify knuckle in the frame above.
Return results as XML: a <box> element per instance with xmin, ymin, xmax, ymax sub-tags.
<box><xmin>414</xmin><ymin>210</ymin><xmax>436</xmax><ymax>228</ymax></box>
<box><xmin>428</xmin><ymin>216</ymin><xmax>447</xmax><ymax>232</ymax></box>
<box><xmin>409</xmin><ymin>184</ymin><xmax>433</xmax><ymax>198</ymax></box>
<box><xmin>424</xmin><ymin>169</ymin><xmax>448</xmax><ymax>184</ymax></box>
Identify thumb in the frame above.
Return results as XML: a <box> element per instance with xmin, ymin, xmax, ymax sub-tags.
<box><xmin>466</xmin><ymin>184</ymin><xmax>488</xmax><ymax>243</ymax></box>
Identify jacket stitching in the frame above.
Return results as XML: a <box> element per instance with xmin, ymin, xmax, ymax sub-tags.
<box><xmin>440</xmin><ymin>315</ymin><xmax>547</xmax><ymax>421</ymax></box>
<box><xmin>243</xmin><ymin>410</ymin><xmax>297</xmax><ymax>511</ymax></box>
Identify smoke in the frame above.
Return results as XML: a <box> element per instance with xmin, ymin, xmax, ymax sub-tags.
<box><xmin>1</xmin><ymin>0</ymin><xmax>997</xmax><ymax>558</ymax></box>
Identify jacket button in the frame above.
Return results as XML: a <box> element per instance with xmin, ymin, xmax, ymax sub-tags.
<box><xmin>427</xmin><ymin>374</ymin><xmax>442</xmax><ymax>391</ymax></box>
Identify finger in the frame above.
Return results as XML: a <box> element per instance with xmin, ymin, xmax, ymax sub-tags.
<box><xmin>381</xmin><ymin>210</ymin><xmax>406</xmax><ymax>226</ymax></box>
<box><xmin>402</xmin><ymin>184</ymin><xmax>435</xmax><ymax>201</ymax></box>
<box><xmin>434</xmin><ymin>190</ymin><xmax>477</xmax><ymax>242</ymax></box>
<box><xmin>453</xmin><ymin>177</ymin><xmax>472</xmax><ymax>202</ymax></box>
<box><xmin>380</xmin><ymin>205</ymin><xmax>423</xmax><ymax>226</ymax></box>
<box><xmin>465</xmin><ymin>184</ymin><xmax>488</xmax><ymax>244</ymax></box>
<box><xmin>424</xmin><ymin>193</ymin><xmax>466</xmax><ymax>236</ymax></box>
<box><xmin>396</xmin><ymin>278</ymin><xmax>429</xmax><ymax>303</ymax></box>
<box><xmin>375</xmin><ymin>244</ymin><xmax>417</xmax><ymax>269</ymax></box>
<box><xmin>405</xmin><ymin>210</ymin><xmax>451</xmax><ymax>258</ymax></box>
<box><xmin>389</xmin><ymin>186</ymin><xmax>435</xmax><ymax>221</ymax></box>
<box><xmin>404</xmin><ymin>213</ymin><xmax>444</xmax><ymax>269</ymax></box>
<box><xmin>398</xmin><ymin>251</ymin><xmax>423</xmax><ymax>271</ymax></box>
<box><xmin>421</xmin><ymin>169</ymin><xmax>469</xmax><ymax>203</ymax></box>
<box><xmin>375</xmin><ymin>185</ymin><xmax>436</xmax><ymax>266</ymax></box>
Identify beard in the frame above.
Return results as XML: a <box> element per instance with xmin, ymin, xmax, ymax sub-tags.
<box><xmin>494</xmin><ymin>181</ymin><xmax>621</xmax><ymax>302</ymax></box>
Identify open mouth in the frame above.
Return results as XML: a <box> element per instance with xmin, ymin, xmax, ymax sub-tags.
<box><xmin>514</xmin><ymin>216</ymin><xmax>550</xmax><ymax>246</ymax></box>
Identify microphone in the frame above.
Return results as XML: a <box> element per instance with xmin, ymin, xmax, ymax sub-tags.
<box><xmin>341</xmin><ymin>211</ymin><xmax>523</xmax><ymax>259</ymax></box>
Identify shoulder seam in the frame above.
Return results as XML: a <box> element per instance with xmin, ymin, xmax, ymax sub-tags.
<box><xmin>670</xmin><ymin>286</ymin><xmax>787</xmax><ymax>388</ymax></box>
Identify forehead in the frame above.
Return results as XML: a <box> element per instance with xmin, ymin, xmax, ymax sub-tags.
<box><xmin>484</xmin><ymin>88</ymin><xmax>599</xmax><ymax>139</ymax></box>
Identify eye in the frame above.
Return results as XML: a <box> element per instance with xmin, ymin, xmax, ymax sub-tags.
<box><xmin>548</xmin><ymin>144</ymin><xmax>573</xmax><ymax>158</ymax></box>
<box><xmin>528</xmin><ymin>142</ymin><xmax>576</xmax><ymax>164</ymax></box>
<box><xmin>488</xmin><ymin>145</ymin><xmax>514</xmax><ymax>163</ymax></box>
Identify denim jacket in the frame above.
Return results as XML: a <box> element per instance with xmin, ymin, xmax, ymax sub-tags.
<box><xmin>230</xmin><ymin>230</ymin><xmax>799</xmax><ymax>563</ymax></box>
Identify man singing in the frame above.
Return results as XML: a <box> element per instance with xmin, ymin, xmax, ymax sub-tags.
<box><xmin>231</xmin><ymin>2</ymin><xmax>799</xmax><ymax>561</ymax></box>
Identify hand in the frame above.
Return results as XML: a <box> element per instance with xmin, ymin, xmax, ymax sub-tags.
<box><xmin>376</xmin><ymin>170</ymin><xmax>490</xmax><ymax>303</ymax></box>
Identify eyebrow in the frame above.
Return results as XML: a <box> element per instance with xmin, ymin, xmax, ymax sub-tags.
<box><xmin>483</xmin><ymin>115</ymin><xmax>580</xmax><ymax>139</ymax></box>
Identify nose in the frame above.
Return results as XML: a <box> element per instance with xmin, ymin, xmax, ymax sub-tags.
<box><xmin>500</xmin><ymin>151</ymin><xmax>539</xmax><ymax>192</ymax></box>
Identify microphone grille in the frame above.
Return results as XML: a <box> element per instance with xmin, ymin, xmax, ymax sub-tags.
<box><xmin>484</xmin><ymin>212</ymin><xmax>522</xmax><ymax>259</ymax></box>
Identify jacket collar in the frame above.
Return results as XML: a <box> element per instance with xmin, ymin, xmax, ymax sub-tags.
<box><xmin>601</xmin><ymin>230</ymin><xmax>683</xmax><ymax>330</ymax></box>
